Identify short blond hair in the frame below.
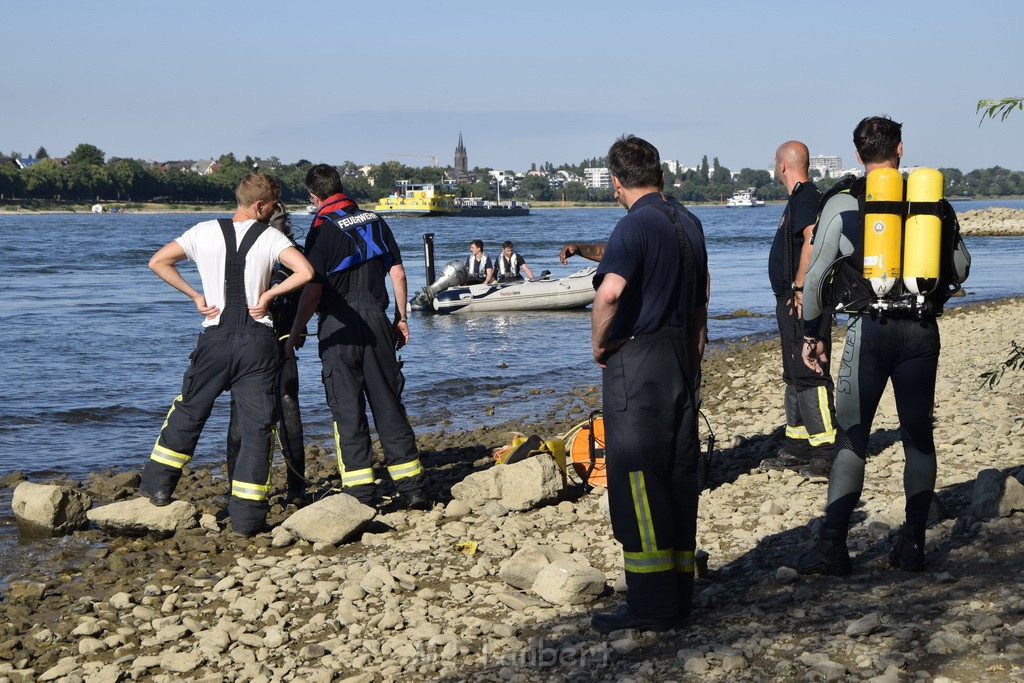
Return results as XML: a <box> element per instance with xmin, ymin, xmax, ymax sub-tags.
<box><xmin>235</xmin><ymin>173</ymin><xmax>280</xmax><ymax>207</ymax></box>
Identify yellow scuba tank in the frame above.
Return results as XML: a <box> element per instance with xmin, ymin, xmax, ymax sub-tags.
<box><xmin>902</xmin><ymin>168</ymin><xmax>943</xmax><ymax>295</ymax></box>
<box><xmin>863</xmin><ymin>167</ymin><xmax>904</xmax><ymax>297</ymax></box>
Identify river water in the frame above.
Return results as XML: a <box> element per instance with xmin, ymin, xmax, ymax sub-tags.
<box><xmin>2</xmin><ymin>199</ymin><xmax>1023</xmax><ymax>484</ymax></box>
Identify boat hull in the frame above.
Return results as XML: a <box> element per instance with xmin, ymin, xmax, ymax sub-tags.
<box><xmin>453</xmin><ymin>207</ymin><xmax>530</xmax><ymax>217</ymax></box>
<box><xmin>375</xmin><ymin>208</ymin><xmax>455</xmax><ymax>218</ymax></box>
<box><xmin>432</xmin><ymin>267</ymin><xmax>596</xmax><ymax>314</ymax></box>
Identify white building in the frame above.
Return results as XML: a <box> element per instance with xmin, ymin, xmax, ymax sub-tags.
<box><xmin>809</xmin><ymin>155</ymin><xmax>843</xmax><ymax>178</ymax></box>
<box><xmin>583</xmin><ymin>167</ymin><xmax>612</xmax><ymax>190</ymax></box>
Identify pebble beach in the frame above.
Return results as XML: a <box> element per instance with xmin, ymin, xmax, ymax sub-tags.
<box><xmin>1</xmin><ymin>289</ymin><xmax>1021</xmax><ymax>682</ymax></box>
<box><xmin>2</xmin><ymin>206</ymin><xmax>1023</xmax><ymax>682</ymax></box>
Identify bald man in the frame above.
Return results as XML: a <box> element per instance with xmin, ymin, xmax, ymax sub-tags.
<box><xmin>761</xmin><ymin>141</ymin><xmax>837</xmax><ymax>477</ymax></box>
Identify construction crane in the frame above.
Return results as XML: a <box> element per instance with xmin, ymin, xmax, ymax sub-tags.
<box><xmin>384</xmin><ymin>153</ymin><xmax>440</xmax><ymax>168</ymax></box>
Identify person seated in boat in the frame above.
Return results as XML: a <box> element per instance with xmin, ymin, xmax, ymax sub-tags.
<box><xmin>494</xmin><ymin>240</ymin><xmax>536</xmax><ymax>282</ymax></box>
<box><xmin>559</xmin><ymin>242</ymin><xmax>606</xmax><ymax>264</ymax></box>
<box><xmin>465</xmin><ymin>239</ymin><xmax>493</xmax><ymax>285</ymax></box>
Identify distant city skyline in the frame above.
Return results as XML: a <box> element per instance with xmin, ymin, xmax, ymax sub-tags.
<box><xmin>3</xmin><ymin>2</ymin><xmax>1021</xmax><ymax>175</ymax></box>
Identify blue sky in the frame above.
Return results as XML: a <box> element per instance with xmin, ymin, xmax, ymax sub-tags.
<box><xmin>4</xmin><ymin>1</ymin><xmax>1020</xmax><ymax>173</ymax></box>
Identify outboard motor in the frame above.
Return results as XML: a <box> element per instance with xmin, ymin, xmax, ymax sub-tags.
<box><xmin>409</xmin><ymin>259</ymin><xmax>468</xmax><ymax>310</ymax></box>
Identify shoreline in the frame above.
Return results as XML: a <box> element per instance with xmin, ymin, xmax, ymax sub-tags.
<box><xmin>1</xmin><ymin>296</ymin><xmax>1022</xmax><ymax>680</ymax></box>
<box><xmin>4</xmin><ymin>203</ymin><xmax>1024</xmax><ymax>233</ymax></box>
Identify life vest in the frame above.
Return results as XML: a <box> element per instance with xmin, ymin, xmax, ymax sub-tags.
<box><xmin>467</xmin><ymin>253</ymin><xmax>489</xmax><ymax>279</ymax></box>
<box><xmin>814</xmin><ymin>175</ymin><xmax>970</xmax><ymax>319</ymax></box>
<box><xmin>323</xmin><ymin>207</ymin><xmax>395</xmax><ymax>275</ymax></box>
<box><xmin>495</xmin><ymin>253</ymin><xmax>521</xmax><ymax>279</ymax></box>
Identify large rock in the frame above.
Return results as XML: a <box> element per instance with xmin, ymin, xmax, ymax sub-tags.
<box><xmin>281</xmin><ymin>493</ymin><xmax>375</xmax><ymax>545</ymax></box>
<box><xmin>451</xmin><ymin>454</ymin><xmax>563</xmax><ymax>511</ymax></box>
<box><xmin>971</xmin><ymin>468</ymin><xmax>1024</xmax><ymax>519</ymax></box>
<box><xmin>12</xmin><ymin>482</ymin><xmax>91</xmax><ymax>535</ymax></box>
<box><xmin>87</xmin><ymin>497</ymin><xmax>197</xmax><ymax>535</ymax></box>
<box><xmin>530</xmin><ymin>558</ymin><xmax>606</xmax><ymax>605</ymax></box>
<box><xmin>497</xmin><ymin>545</ymin><xmax>572</xmax><ymax>590</ymax></box>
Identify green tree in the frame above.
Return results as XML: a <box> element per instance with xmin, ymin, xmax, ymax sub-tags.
<box><xmin>519</xmin><ymin>174</ymin><xmax>552</xmax><ymax>201</ymax></box>
<box><xmin>736</xmin><ymin>168</ymin><xmax>772</xmax><ymax>188</ymax></box>
<box><xmin>35</xmin><ymin>146</ymin><xmax>49</xmax><ymax>159</ymax></box>
<box><xmin>711</xmin><ymin>157</ymin><xmax>731</xmax><ymax>183</ymax></box>
<box><xmin>110</xmin><ymin>158</ymin><xmax>147</xmax><ymax>199</ymax></box>
<box><xmin>699</xmin><ymin>155</ymin><xmax>709</xmax><ymax>182</ymax></box>
<box><xmin>370</xmin><ymin>161</ymin><xmax>405</xmax><ymax>199</ymax></box>
<box><xmin>0</xmin><ymin>163</ymin><xmax>23</xmax><ymax>198</ymax></box>
<box><xmin>562</xmin><ymin>181</ymin><xmax>589</xmax><ymax>202</ymax></box>
<box><xmin>67</xmin><ymin>143</ymin><xmax>105</xmax><ymax>166</ymax></box>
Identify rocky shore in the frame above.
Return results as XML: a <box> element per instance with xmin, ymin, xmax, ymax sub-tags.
<box><xmin>956</xmin><ymin>207</ymin><xmax>1024</xmax><ymax>236</ymax></box>
<box><xmin>2</xmin><ymin>297</ymin><xmax>1023</xmax><ymax>682</ymax></box>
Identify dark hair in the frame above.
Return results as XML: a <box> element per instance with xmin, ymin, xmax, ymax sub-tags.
<box><xmin>471</xmin><ymin>239</ymin><xmax>484</xmax><ymax>250</ymax></box>
<box><xmin>607</xmin><ymin>134</ymin><xmax>662</xmax><ymax>189</ymax></box>
<box><xmin>502</xmin><ymin>240</ymin><xmax>513</xmax><ymax>249</ymax></box>
<box><xmin>853</xmin><ymin>116</ymin><xmax>902</xmax><ymax>165</ymax></box>
<box><xmin>305</xmin><ymin>163</ymin><xmax>344</xmax><ymax>199</ymax></box>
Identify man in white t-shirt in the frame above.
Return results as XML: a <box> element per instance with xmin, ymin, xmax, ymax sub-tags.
<box><xmin>139</xmin><ymin>173</ymin><xmax>313</xmax><ymax>537</ymax></box>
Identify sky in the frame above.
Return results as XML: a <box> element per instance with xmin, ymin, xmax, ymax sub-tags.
<box><xmin>4</xmin><ymin>1</ymin><xmax>1021</xmax><ymax>174</ymax></box>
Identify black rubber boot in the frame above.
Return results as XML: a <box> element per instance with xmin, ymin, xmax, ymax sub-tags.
<box><xmin>796</xmin><ymin>526</ymin><xmax>852</xmax><ymax>576</ymax></box>
<box><xmin>889</xmin><ymin>524</ymin><xmax>926</xmax><ymax>572</ymax></box>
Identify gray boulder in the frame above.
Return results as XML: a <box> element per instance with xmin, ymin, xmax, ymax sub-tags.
<box><xmin>281</xmin><ymin>493</ymin><xmax>375</xmax><ymax>545</ymax></box>
<box><xmin>498</xmin><ymin>544</ymin><xmax>575</xmax><ymax>591</ymax></box>
<box><xmin>530</xmin><ymin>558</ymin><xmax>606</xmax><ymax>605</ymax></box>
<box><xmin>12</xmin><ymin>482</ymin><xmax>91</xmax><ymax>535</ymax></box>
<box><xmin>451</xmin><ymin>454</ymin><xmax>563</xmax><ymax>511</ymax></box>
<box><xmin>87</xmin><ymin>496</ymin><xmax>197</xmax><ymax>535</ymax></box>
<box><xmin>971</xmin><ymin>468</ymin><xmax>1024</xmax><ymax>519</ymax></box>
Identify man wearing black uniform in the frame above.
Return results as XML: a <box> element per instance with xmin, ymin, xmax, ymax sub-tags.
<box><xmin>762</xmin><ymin>141</ymin><xmax>836</xmax><ymax>476</ymax></box>
<box><xmin>226</xmin><ymin>203</ymin><xmax>310</xmax><ymax>508</ymax></box>
<box><xmin>140</xmin><ymin>173</ymin><xmax>313</xmax><ymax>536</ymax></box>
<box><xmin>590</xmin><ymin>135</ymin><xmax>709</xmax><ymax>634</ymax></box>
<box><xmin>288</xmin><ymin>164</ymin><xmax>429</xmax><ymax>510</ymax></box>
<box><xmin>798</xmin><ymin>116</ymin><xmax>970</xmax><ymax>574</ymax></box>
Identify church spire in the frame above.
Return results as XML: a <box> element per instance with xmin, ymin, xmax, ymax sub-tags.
<box><xmin>454</xmin><ymin>131</ymin><xmax>468</xmax><ymax>176</ymax></box>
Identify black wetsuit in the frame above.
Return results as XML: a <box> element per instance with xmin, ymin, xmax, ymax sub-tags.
<box><xmin>802</xmin><ymin>180</ymin><xmax>967</xmax><ymax>539</ymax></box>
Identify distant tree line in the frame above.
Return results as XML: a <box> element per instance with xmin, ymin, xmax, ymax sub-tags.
<box><xmin>3</xmin><ymin>143</ymin><xmax>1023</xmax><ymax>206</ymax></box>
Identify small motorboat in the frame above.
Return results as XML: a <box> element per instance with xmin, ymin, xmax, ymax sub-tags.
<box><xmin>409</xmin><ymin>259</ymin><xmax>597</xmax><ymax>314</ymax></box>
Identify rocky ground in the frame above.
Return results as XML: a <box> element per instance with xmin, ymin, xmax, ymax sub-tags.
<box><xmin>1</xmin><ymin>297</ymin><xmax>1022</xmax><ymax>683</ymax></box>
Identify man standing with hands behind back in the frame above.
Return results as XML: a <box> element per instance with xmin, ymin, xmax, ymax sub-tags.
<box><xmin>589</xmin><ymin>134</ymin><xmax>709</xmax><ymax>634</ymax></box>
<box><xmin>762</xmin><ymin>141</ymin><xmax>836</xmax><ymax>477</ymax></box>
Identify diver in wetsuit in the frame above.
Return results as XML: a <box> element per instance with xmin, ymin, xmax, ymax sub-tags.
<box><xmin>797</xmin><ymin>116</ymin><xmax>970</xmax><ymax>575</ymax></box>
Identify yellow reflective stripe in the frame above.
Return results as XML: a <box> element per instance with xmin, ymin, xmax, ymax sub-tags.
<box><xmin>387</xmin><ymin>458</ymin><xmax>423</xmax><ymax>481</ymax></box>
<box><xmin>807</xmin><ymin>386</ymin><xmax>837</xmax><ymax>446</ymax></box>
<box><xmin>623</xmin><ymin>549</ymin><xmax>674</xmax><ymax>574</ymax></box>
<box><xmin>674</xmin><ymin>550</ymin><xmax>695</xmax><ymax>573</ymax></box>
<box><xmin>629</xmin><ymin>471</ymin><xmax>657</xmax><ymax>552</ymax></box>
<box><xmin>232</xmin><ymin>480</ymin><xmax>270</xmax><ymax>501</ymax></box>
<box><xmin>342</xmin><ymin>468</ymin><xmax>375</xmax><ymax>487</ymax></box>
<box><xmin>150</xmin><ymin>395</ymin><xmax>192</xmax><ymax>468</ymax></box>
<box><xmin>150</xmin><ymin>443</ymin><xmax>190</xmax><ymax>469</ymax></box>
<box><xmin>333</xmin><ymin>422</ymin><xmax>346</xmax><ymax>477</ymax></box>
<box><xmin>785</xmin><ymin>425</ymin><xmax>809</xmax><ymax>440</ymax></box>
